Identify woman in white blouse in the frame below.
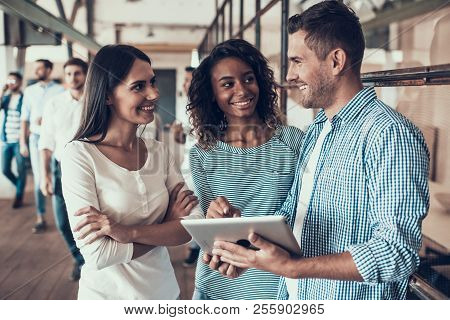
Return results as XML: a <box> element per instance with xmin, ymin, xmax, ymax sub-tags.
<box><xmin>61</xmin><ymin>45</ymin><xmax>202</xmax><ymax>299</ymax></box>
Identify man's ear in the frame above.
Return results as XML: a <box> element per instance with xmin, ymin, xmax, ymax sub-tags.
<box><xmin>329</xmin><ymin>48</ymin><xmax>347</xmax><ymax>76</ymax></box>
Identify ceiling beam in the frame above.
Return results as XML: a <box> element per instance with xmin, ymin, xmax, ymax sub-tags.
<box><xmin>86</xmin><ymin>0</ymin><xmax>94</xmax><ymax>60</ymax></box>
<box><xmin>55</xmin><ymin>0</ymin><xmax>66</xmax><ymax>20</ymax></box>
<box><xmin>133</xmin><ymin>43</ymin><xmax>197</xmax><ymax>53</ymax></box>
<box><xmin>69</xmin><ymin>0</ymin><xmax>82</xmax><ymax>25</ymax></box>
<box><xmin>107</xmin><ymin>22</ymin><xmax>208</xmax><ymax>30</ymax></box>
<box><xmin>0</xmin><ymin>0</ymin><xmax>101</xmax><ymax>53</ymax></box>
<box><xmin>54</xmin><ymin>0</ymin><xmax>74</xmax><ymax>57</ymax></box>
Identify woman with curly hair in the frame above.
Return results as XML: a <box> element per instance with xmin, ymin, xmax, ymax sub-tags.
<box><xmin>187</xmin><ymin>39</ymin><xmax>305</xmax><ymax>300</ymax></box>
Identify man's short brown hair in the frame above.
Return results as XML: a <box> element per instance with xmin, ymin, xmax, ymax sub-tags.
<box><xmin>63</xmin><ymin>58</ymin><xmax>88</xmax><ymax>74</ymax></box>
<box><xmin>288</xmin><ymin>1</ymin><xmax>365</xmax><ymax>74</ymax></box>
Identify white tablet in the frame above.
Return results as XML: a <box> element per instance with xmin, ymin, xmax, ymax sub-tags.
<box><xmin>181</xmin><ymin>216</ymin><xmax>301</xmax><ymax>255</ymax></box>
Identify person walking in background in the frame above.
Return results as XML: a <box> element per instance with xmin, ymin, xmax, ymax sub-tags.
<box><xmin>38</xmin><ymin>58</ymin><xmax>88</xmax><ymax>281</ymax></box>
<box><xmin>187</xmin><ymin>39</ymin><xmax>304</xmax><ymax>300</ymax></box>
<box><xmin>20</xmin><ymin>59</ymin><xmax>64</xmax><ymax>233</ymax></box>
<box><xmin>1</xmin><ymin>72</ymin><xmax>26</xmax><ymax>208</ymax></box>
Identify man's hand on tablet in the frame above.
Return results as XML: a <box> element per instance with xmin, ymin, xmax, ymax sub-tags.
<box><xmin>202</xmin><ymin>252</ymin><xmax>248</xmax><ymax>279</ymax></box>
<box><xmin>212</xmin><ymin>233</ymin><xmax>294</xmax><ymax>278</ymax></box>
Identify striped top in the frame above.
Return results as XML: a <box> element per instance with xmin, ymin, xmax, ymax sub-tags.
<box><xmin>276</xmin><ymin>87</ymin><xmax>429</xmax><ymax>300</ymax></box>
<box><xmin>190</xmin><ymin>125</ymin><xmax>304</xmax><ymax>300</ymax></box>
<box><xmin>4</xmin><ymin>95</ymin><xmax>21</xmax><ymax>142</ymax></box>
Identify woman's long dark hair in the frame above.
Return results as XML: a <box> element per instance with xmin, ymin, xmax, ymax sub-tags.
<box><xmin>73</xmin><ymin>44</ymin><xmax>151</xmax><ymax>143</ymax></box>
<box><xmin>187</xmin><ymin>39</ymin><xmax>282</xmax><ymax>149</ymax></box>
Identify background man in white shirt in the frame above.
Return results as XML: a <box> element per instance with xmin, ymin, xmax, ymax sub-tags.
<box><xmin>38</xmin><ymin>58</ymin><xmax>88</xmax><ymax>281</ymax></box>
<box><xmin>20</xmin><ymin>59</ymin><xmax>64</xmax><ymax>233</ymax></box>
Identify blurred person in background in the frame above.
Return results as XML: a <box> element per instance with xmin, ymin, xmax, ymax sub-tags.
<box><xmin>20</xmin><ymin>59</ymin><xmax>64</xmax><ymax>233</ymax></box>
<box><xmin>1</xmin><ymin>72</ymin><xmax>26</xmax><ymax>208</ymax></box>
<box><xmin>38</xmin><ymin>58</ymin><xmax>88</xmax><ymax>281</ymax></box>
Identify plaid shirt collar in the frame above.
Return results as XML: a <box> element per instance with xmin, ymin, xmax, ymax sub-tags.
<box><xmin>312</xmin><ymin>86</ymin><xmax>377</xmax><ymax>126</ymax></box>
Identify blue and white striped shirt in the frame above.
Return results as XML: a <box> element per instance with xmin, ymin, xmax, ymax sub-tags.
<box><xmin>190</xmin><ymin>125</ymin><xmax>304</xmax><ymax>300</ymax></box>
<box><xmin>277</xmin><ymin>87</ymin><xmax>429</xmax><ymax>300</ymax></box>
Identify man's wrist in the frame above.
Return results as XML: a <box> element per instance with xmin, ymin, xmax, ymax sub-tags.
<box><xmin>284</xmin><ymin>256</ymin><xmax>303</xmax><ymax>279</ymax></box>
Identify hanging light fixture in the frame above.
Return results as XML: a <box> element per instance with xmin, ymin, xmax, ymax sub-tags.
<box><xmin>190</xmin><ymin>48</ymin><xmax>200</xmax><ymax>67</ymax></box>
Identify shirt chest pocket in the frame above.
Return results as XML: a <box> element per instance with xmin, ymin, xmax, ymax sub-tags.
<box><xmin>264</xmin><ymin>169</ymin><xmax>295</xmax><ymax>200</ymax></box>
<box><xmin>315</xmin><ymin>158</ymin><xmax>365</xmax><ymax>208</ymax></box>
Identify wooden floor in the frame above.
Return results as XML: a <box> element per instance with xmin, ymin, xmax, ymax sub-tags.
<box><xmin>0</xmin><ymin>179</ymin><xmax>196</xmax><ymax>300</ymax></box>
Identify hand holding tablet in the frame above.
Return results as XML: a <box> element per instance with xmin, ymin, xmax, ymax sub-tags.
<box><xmin>181</xmin><ymin>216</ymin><xmax>301</xmax><ymax>255</ymax></box>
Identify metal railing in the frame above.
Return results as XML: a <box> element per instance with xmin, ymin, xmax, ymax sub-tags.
<box><xmin>361</xmin><ymin>64</ymin><xmax>450</xmax><ymax>87</ymax></box>
<box><xmin>409</xmin><ymin>274</ymin><xmax>448</xmax><ymax>300</ymax></box>
<box><xmin>198</xmin><ymin>0</ymin><xmax>285</xmax><ymax>55</ymax></box>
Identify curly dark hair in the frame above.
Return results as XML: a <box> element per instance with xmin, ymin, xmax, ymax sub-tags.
<box><xmin>187</xmin><ymin>39</ymin><xmax>282</xmax><ymax>149</ymax></box>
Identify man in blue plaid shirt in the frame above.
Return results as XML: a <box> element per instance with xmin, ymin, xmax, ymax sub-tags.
<box><xmin>212</xmin><ymin>1</ymin><xmax>429</xmax><ymax>299</ymax></box>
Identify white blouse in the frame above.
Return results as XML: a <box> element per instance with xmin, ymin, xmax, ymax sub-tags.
<box><xmin>61</xmin><ymin>138</ymin><xmax>203</xmax><ymax>300</ymax></box>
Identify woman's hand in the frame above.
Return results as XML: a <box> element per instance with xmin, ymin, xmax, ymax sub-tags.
<box><xmin>203</xmin><ymin>196</ymin><xmax>241</xmax><ymax>269</ymax></box>
<box><xmin>73</xmin><ymin>206</ymin><xmax>132</xmax><ymax>244</ymax></box>
<box><xmin>206</xmin><ymin>196</ymin><xmax>241</xmax><ymax>218</ymax></box>
<box><xmin>165</xmin><ymin>182</ymin><xmax>199</xmax><ymax>221</ymax></box>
